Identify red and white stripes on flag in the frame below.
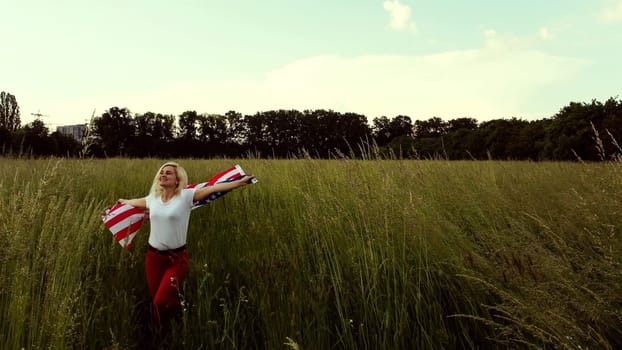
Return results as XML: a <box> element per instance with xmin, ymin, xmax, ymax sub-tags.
<box><xmin>102</xmin><ymin>164</ymin><xmax>256</xmax><ymax>250</ymax></box>
<box><xmin>102</xmin><ymin>202</ymin><xmax>145</xmax><ymax>249</ymax></box>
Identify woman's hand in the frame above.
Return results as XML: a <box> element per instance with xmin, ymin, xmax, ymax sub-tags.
<box><xmin>240</xmin><ymin>175</ymin><xmax>256</xmax><ymax>186</ymax></box>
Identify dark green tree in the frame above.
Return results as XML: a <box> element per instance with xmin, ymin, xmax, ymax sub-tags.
<box><xmin>372</xmin><ymin>115</ymin><xmax>413</xmax><ymax>146</ymax></box>
<box><xmin>389</xmin><ymin>115</ymin><xmax>414</xmax><ymax>138</ymax></box>
<box><xmin>411</xmin><ymin>137</ymin><xmax>444</xmax><ymax>159</ymax></box>
<box><xmin>195</xmin><ymin>113</ymin><xmax>233</xmax><ymax>157</ymax></box>
<box><xmin>0</xmin><ymin>126</ymin><xmax>11</xmax><ymax>154</ymax></box>
<box><xmin>476</xmin><ymin>118</ymin><xmax>529</xmax><ymax>159</ymax></box>
<box><xmin>176</xmin><ymin>110</ymin><xmax>206</xmax><ymax>157</ymax></box>
<box><xmin>50</xmin><ymin>131</ymin><xmax>81</xmax><ymax>157</ymax></box>
<box><xmin>414</xmin><ymin>117</ymin><xmax>449</xmax><ymax>138</ymax></box>
<box><xmin>340</xmin><ymin>112</ymin><xmax>373</xmax><ymax>157</ymax></box>
<box><xmin>0</xmin><ymin>91</ymin><xmax>21</xmax><ymax>132</ymax></box>
<box><xmin>303</xmin><ymin>110</ymin><xmax>370</xmax><ymax>158</ymax></box>
<box><xmin>601</xmin><ymin>97</ymin><xmax>622</xmax><ymax>157</ymax></box>
<box><xmin>198</xmin><ymin>114</ymin><xmax>228</xmax><ymax>144</ymax></box>
<box><xmin>264</xmin><ymin>110</ymin><xmax>304</xmax><ymax>157</ymax></box>
<box><xmin>178</xmin><ymin>111</ymin><xmax>200</xmax><ymax>141</ymax></box>
<box><xmin>514</xmin><ymin>119</ymin><xmax>551</xmax><ymax>160</ymax></box>
<box><xmin>298</xmin><ymin>110</ymin><xmax>322</xmax><ymax>156</ymax></box>
<box><xmin>225</xmin><ymin>110</ymin><xmax>245</xmax><ymax>145</ymax></box>
<box><xmin>447</xmin><ymin>117</ymin><xmax>478</xmax><ymax>132</ymax></box>
<box><xmin>134</xmin><ymin>112</ymin><xmax>175</xmax><ymax>157</ymax></box>
<box><xmin>543</xmin><ymin>99</ymin><xmax>622</xmax><ymax>160</ymax></box>
<box><xmin>218</xmin><ymin>110</ymin><xmax>245</xmax><ymax>156</ymax></box>
<box><xmin>16</xmin><ymin>119</ymin><xmax>54</xmax><ymax>156</ymax></box>
<box><xmin>442</xmin><ymin>128</ymin><xmax>481</xmax><ymax>159</ymax></box>
<box><xmin>439</xmin><ymin>117</ymin><xmax>480</xmax><ymax>159</ymax></box>
<box><xmin>242</xmin><ymin>112</ymin><xmax>271</xmax><ymax>157</ymax></box>
<box><xmin>91</xmin><ymin>107</ymin><xmax>134</xmax><ymax>157</ymax></box>
<box><xmin>372</xmin><ymin>116</ymin><xmax>392</xmax><ymax>146</ymax></box>
<box><xmin>386</xmin><ymin>135</ymin><xmax>417</xmax><ymax>158</ymax></box>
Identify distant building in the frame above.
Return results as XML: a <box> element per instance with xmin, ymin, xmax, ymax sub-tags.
<box><xmin>57</xmin><ymin>124</ymin><xmax>87</xmax><ymax>142</ymax></box>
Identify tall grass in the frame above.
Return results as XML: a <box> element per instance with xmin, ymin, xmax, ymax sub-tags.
<box><xmin>0</xmin><ymin>157</ymin><xmax>620</xmax><ymax>349</ymax></box>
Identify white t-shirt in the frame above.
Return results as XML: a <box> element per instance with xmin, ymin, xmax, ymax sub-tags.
<box><xmin>146</xmin><ymin>188</ymin><xmax>196</xmax><ymax>250</ymax></box>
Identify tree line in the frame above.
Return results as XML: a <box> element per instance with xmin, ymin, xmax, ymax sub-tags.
<box><xmin>1</xmin><ymin>90</ymin><xmax>621</xmax><ymax>160</ymax></box>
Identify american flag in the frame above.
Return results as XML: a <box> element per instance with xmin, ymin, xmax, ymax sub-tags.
<box><xmin>102</xmin><ymin>164</ymin><xmax>256</xmax><ymax>249</ymax></box>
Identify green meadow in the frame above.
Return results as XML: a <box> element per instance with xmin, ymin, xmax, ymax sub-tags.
<box><xmin>0</xmin><ymin>158</ymin><xmax>620</xmax><ymax>349</ymax></box>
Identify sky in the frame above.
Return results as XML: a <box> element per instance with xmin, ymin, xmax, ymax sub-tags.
<box><xmin>3</xmin><ymin>0</ymin><xmax>622</xmax><ymax>129</ymax></box>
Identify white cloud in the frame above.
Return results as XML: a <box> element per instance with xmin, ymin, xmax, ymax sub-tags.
<box><xmin>383</xmin><ymin>0</ymin><xmax>417</xmax><ymax>33</ymax></box>
<box><xmin>27</xmin><ymin>30</ymin><xmax>589</xmax><ymax>126</ymax></box>
<box><xmin>484</xmin><ymin>27</ymin><xmax>558</xmax><ymax>51</ymax></box>
<box><xmin>122</xmin><ymin>43</ymin><xmax>586</xmax><ymax>121</ymax></box>
<box><xmin>600</xmin><ymin>0</ymin><xmax>622</xmax><ymax>22</ymax></box>
<box><xmin>538</xmin><ymin>27</ymin><xmax>554</xmax><ymax>40</ymax></box>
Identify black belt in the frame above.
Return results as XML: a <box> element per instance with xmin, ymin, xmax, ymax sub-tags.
<box><xmin>148</xmin><ymin>244</ymin><xmax>186</xmax><ymax>255</ymax></box>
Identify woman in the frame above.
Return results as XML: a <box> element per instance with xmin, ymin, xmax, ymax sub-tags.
<box><xmin>118</xmin><ymin>161</ymin><xmax>254</xmax><ymax>329</ymax></box>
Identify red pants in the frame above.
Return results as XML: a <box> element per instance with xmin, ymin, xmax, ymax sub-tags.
<box><xmin>145</xmin><ymin>249</ymin><xmax>189</xmax><ymax>327</ymax></box>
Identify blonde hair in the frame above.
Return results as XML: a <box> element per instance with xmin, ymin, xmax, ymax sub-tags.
<box><xmin>150</xmin><ymin>161</ymin><xmax>188</xmax><ymax>197</ymax></box>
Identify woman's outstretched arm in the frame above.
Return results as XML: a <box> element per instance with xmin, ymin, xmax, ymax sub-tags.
<box><xmin>118</xmin><ymin>197</ymin><xmax>147</xmax><ymax>210</ymax></box>
<box><xmin>193</xmin><ymin>175</ymin><xmax>255</xmax><ymax>202</ymax></box>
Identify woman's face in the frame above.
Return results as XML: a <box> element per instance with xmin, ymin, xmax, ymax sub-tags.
<box><xmin>159</xmin><ymin>165</ymin><xmax>178</xmax><ymax>188</ymax></box>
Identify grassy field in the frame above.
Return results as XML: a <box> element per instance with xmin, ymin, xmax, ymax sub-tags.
<box><xmin>0</xmin><ymin>157</ymin><xmax>620</xmax><ymax>349</ymax></box>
